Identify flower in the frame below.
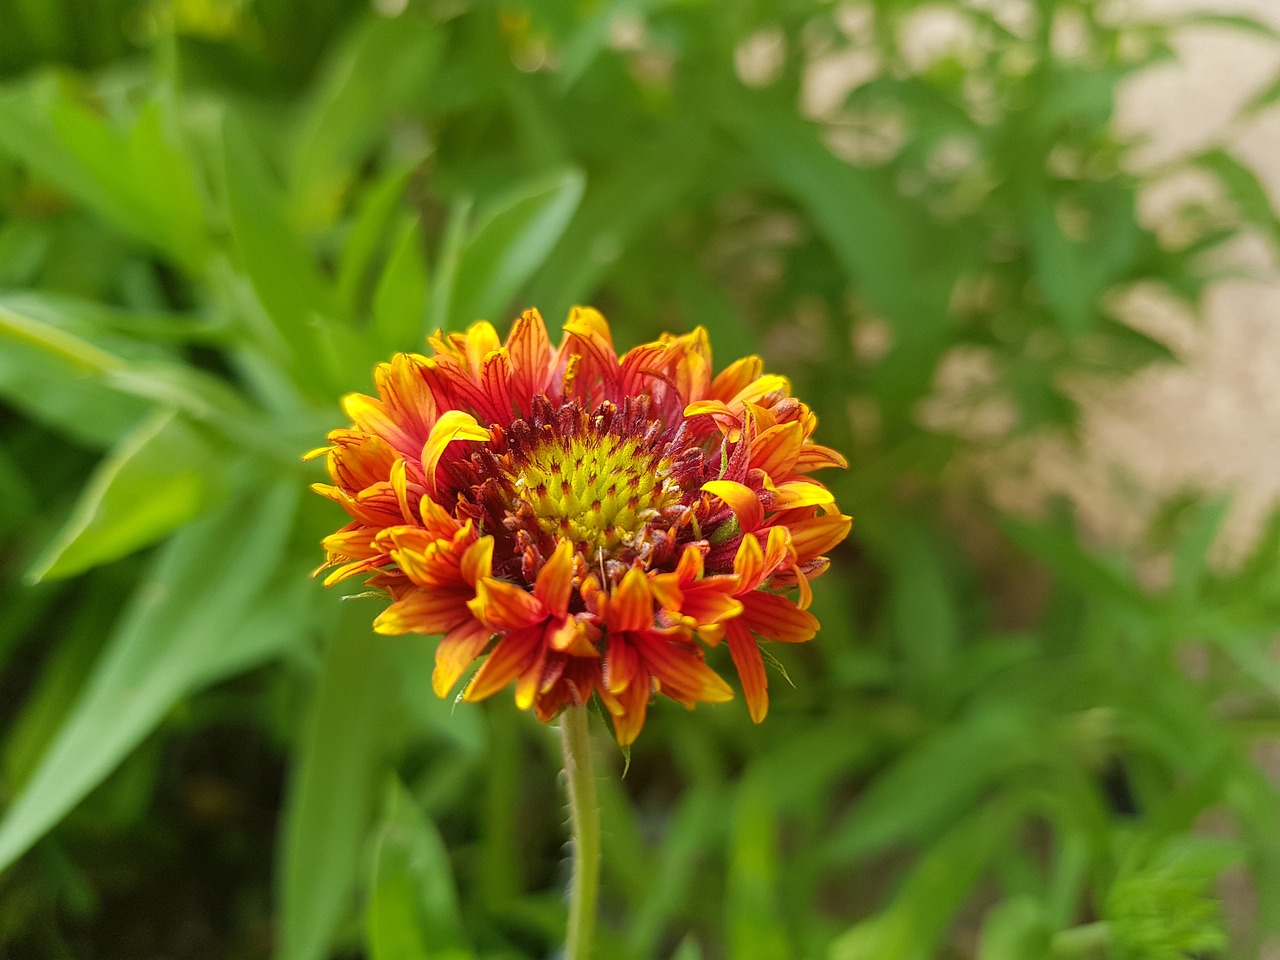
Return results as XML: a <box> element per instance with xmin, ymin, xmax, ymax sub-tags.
<box><xmin>307</xmin><ymin>308</ymin><xmax>850</xmax><ymax>744</ymax></box>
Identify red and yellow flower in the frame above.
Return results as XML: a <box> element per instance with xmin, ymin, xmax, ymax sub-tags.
<box><xmin>307</xmin><ymin>308</ymin><xmax>849</xmax><ymax>744</ymax></box>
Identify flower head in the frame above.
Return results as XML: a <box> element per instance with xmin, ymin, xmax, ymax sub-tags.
<box><xmin>308</xmin><ymin>308</ymin><xmax>850</xmax><ymax>744</ymax></box>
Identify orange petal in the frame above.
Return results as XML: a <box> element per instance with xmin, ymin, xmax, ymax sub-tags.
<box><xmin>461</xmin><ymin>536</ymin><xmax>494</xmax><ymax>586</ymax></box>
<box><xmin>770</xmin><ymin>480</ymin><xmax>836</xmax><ymax>510</ymax></box>
<box><xmin>726</xmin><ymin>619</ymin><xmax>768</xmax><ymax>724</ymax></box>
<box><xmin>607</xmin><ymin>567</ymin><xmax>653</xmax><ymax>633</ymax></box>
<box><xmin>534</xmin><ymin>540</ymin><xmax>575</xmax><ymax>618</ymax></box>
<box><xmin>390</xmin><ymin>459</ymin><xmax>416</xmax><ymax>524</ymax></box>
<box><xmin>507</xmin><ymin>308</ymin><xmax>552</xmax><ymax>412</ymax></box>
<box><xmin>788</xmin><ymin>513</ymin><xmax>853</xmax><ymax>562</ymax></box>
<box><xmin>421</xmin><ymin>410</ymin><xmax>491</xmax><ymax>499</ymax></box>
<box><xmin>547</xmin><ymin>616</ymin><xmax>598</xmax><ymax>656</ymax></box>
<box><xmin>741</xmin><ymin>592</ymin><xmax>818</xmax><ymax>644</ymax></box>
<box><xmin>375</xmin><ymin>587</ymin><xmax>474</xmax><ymax>635</ymax></box>
<box><xmin>514</xmin><ymin>642</ymin><xmax>549</xmax><ymax>710</ymax></box>
<box><xmin>341</xmin><ymin>393</ymin><xmax>416</xmax><ymax>454</ymax></box>
<box><xmin>469</xmin><ymin>577</ymin><xmax>546</xmax><ymax>630</ymax></box>
<box><xmin>602</xmin><ymin>676</ymin><xmax>649</xmax><ymax>746</ymax></box>
<box><xmin>465</xmin><ymin>627</ymin><xmax>543</xmax><ymax>702</ymax></box>
<box><xmin>603</xmin><ymin>633</ymin><xmax>641</xmax><ymax>694</ymax></box>
<box><xmin>703</xmin><ymin>479</ymin><xmax>764</xmax><ymax>532</ymax></box>
<box><xmin>374</xmin><ymin>353</ymin><xmax>437</xmax><ymax>442</ymax></box>
<box><xmin>762</xmin><ymin>525</ymin><xmax>793</xmax><ymax>573</ymax></box>
<box><xmin>794</xmin><ymin>565</ymin><xmax>814</xmax><ymax>611</ymax></box>
<box><xmin>674</xmin><ymin>544</ymin><xmax>705</xmax><ymax>582</ymax></box>
<box><xmin>734</xmin><ymin>533</ymin><xmax>765</xmax><ymax>590</ymax></box>
<box><xmin>750</xmin><ymin>421</ymin><xmax>805</xmax><ymax>479</ymax></box>
<box><xmin>734</xmin><ymin>373</ymin><xmax>790</xmax><ymax>404</ymax></box>
<box><xmin>462</xmin><ymin>320</ymin><xmax>502</xmax><ymax>374</ymax></box>
<box><xmin>708</xmin><ymin>355</ymin><xmax>765</xmax><ymax>402</ymax></box>
<box><xmin>676</xmin><ymin>580</ymin><xmax>743</xmax><ymax>629</ymax></box>
<box><xmin>640</xmin><ymin>634</ymin><xmax>734</xmax><ymax>704</ymax></box>
<box><xmin>795</xmin><ymin>444</ymin><xmax>849</xmax><ymax>472</ymax></box>
<box><xmin>432</xmin><ymin>620</ymin><xmax>494</xmax><ymax>696</ymax></box>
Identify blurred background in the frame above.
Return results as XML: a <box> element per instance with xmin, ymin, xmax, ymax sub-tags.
<box><xmin>2</xmin><ymin>1</ymin><xmax>1280</xmax><ymax>958</ymax></box>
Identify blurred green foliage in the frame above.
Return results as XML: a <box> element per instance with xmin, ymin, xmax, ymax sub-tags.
<box><xmin>2</xmin><ymin>0</ymin><xmax>1280</xmax><ymax>958</ymax></box>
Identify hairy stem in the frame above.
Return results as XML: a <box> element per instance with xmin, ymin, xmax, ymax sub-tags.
<box><xmin>560</xmin><ymin>704</ymin><xmax>601</xmax><ymax>960</ymax></box>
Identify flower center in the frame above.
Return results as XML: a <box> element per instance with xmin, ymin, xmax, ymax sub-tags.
<box><xmin>445</xmin><ymin>396</ymin><xmax>718</xmax><ymax>576</ymax></box>
<box><xmin>506</xmin><ymin>432</ymin><xmax>681</xmax><ymax>555</ymax></box>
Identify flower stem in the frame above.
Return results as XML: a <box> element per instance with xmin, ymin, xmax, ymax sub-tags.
<box><xmin>559</xmin><ymin>703</ymin><xmax>600</xmax><ymax>960</ymax></box>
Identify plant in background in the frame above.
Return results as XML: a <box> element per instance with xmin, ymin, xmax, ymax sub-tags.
<box><xmin>310</xmin><ymin>306</ymin><xmax>849</xmax><ymax>954</ymax></box>
<box><xmin>2</xmin><ymin>1</ymin><xmax>1280</xmax><ymax>958</ymax></box>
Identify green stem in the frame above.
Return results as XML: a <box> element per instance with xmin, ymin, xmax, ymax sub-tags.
<box><xmin>560</xmin><ymin>704</ymin><xmax>600</xmax><ymax>960</ymax></box>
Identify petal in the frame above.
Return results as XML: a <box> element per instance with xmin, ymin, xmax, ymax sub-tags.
<box><xmin>390</xmin><ymin>459</ymin><xmax>416</xmax><ymax>524</ymax></box>
<box><xmin>475</xmin><ymin>347</ymin><xmax>515</xmax><ymax>423</ymax></box>
<box><xmin>534</xmin><ymin>540</ymin><xmax>575</xmax><ymax>618</ymax></box>
<box><xmin>795</xmin><ymin>444</ymin><xmax>849</xmax><ymax>472</ymax></box>
<box><xmin>465</xmin><ymin>627</ymin><xmax>543</xmax><ymax>702</ymax></box>
<box><xmin>432</xmin><ymin>620</ymin><xmax>494</xmax><ymax>696</ymax></box>
<box><xmin>375</xmin><ymin>353</ymin><xmax>437</xmax><ymax>442</ymax></box>
<box><xmin>607</xmin><ymin>567</ymin><xmax>653</xmax><ymax>633</ymax></box>
<box><xmin>469</xmin><ymin>577</ymin><xmax>546</xmax><ymax>630</ymax></box>
<box><xmin>677</xmin><ymin>580</ymin><xmax>743</xmax><ymax>630</ymax></box>
<box><xmin>547</xmin><ymin>616</ymin><xmax>598</xmax><ymax>656</ymax></box>
<box><xmin>375</xmin><ymin>587</ymin><xmax>474</xmax><ymax>635</ymax></box>
<box><xmin>741</xmin><ymin>592</ymin><xmax>818</xmax><ymax>644</ymax></box>
<box><xmin>750</xmin><ymin>421</ymin><xmax>805</xmax><ymax>480</ymax></box>
<box><xmin>461</xmin><ymin>536</ymin><xmax>495</xmax><ymax>586</ymax></box>
<box><xmin>603</xmin><ymin>633</ymin><xmax>641</xmax><ymax>694</ymax></box>
<box><xmin>702</xmin><ymin>479</ymin><xmax>764</xmax><ymax>532</ymax></box>
<box><xmin>341</xmin><ymin>393</ymin><xmax>416</xmax><ymax>454</ymax></box>
<box><xmin>559</xmin><ymin>306</ymin><xmax>621</xmax><ymax>403</ymax></box>
<box><xmin>674</xmin><ymin>544</ymin><xmax>705</xmax><ymax>583</ymax></box>
<box><xmin>601</xmin><ymin>676</ymin><xmax>650</xmax><ymax>746</ymax></box>
<box><xmin>729</xmin><ymin>374</ymin><xmax>790</xmax><ymax>410</ymax></box>
<box><xmin>733</xmin><ymin>532</ymin><xmax>765</xmax><ymax>591</ymax></box>
<box><xmin>788</xmin><ymin>513</ymin><xmax>853</xmax><ymax>562</ymax></box>
<box><xmin>514</xmin><ymin>641</ymin><xmax>550</xmax><ymax>710</ymax></box>
<box><xmin>707</xmin><ymin>355</ymin><xmax>764</xmax><ymax>402</ymax></box>
<box><xmin>421</xmin><ymin>410</ymin><xmax>491</xmax><ymax>500</ymax></box>
<box><xmin>506</xmin><ymin>308</ymin><xmax>552</xmax><ymax>413</ymax></box>
<box><xmin>761</xmin><ymin>525</ymin><xmax>793</xmax><ymax>574</ymax></box>
<box><xmin>726</xmin><ymin>619</ymin><xmax>768</xmax><ymax>724</ymax></box>
<box><xmin>639</xmin><ymin>633</ymin><xmax>734</xmax><ymax>704</ymax></box>
<box><xmin>770</xmin><ymin>480</ymin><xmax>836</xmax><ymax>510</ymax></box>
<box><xmin>463</xmin><ymin>320</ymin><xmax>502</xmax><ymax>374</ymax></box>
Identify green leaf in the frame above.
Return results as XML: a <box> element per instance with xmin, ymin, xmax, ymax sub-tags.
<box><xmin>222</xmin><ymin>111</ymin><xmax>344</xmax><ymax>391</ymax></box>
<box><xmin>0</xmin><ymin>316</ymin><xmax>144</xmax><ymax>447</ymax></box>
<box><xmin>448</xmin><ymin>169</ymin><xmax>586</xmax><ymax>328</ymax></box>
<box><xmin>426</xmin><ymin>198</ymin><xmax>472</xmax><ymax>334</ymax></box>
<box><xmin>0</xmin><ymin>480</ymin><xmax>298</xmax><ymax>873</ymax></box>
<box><xmin>977</xmin><ymin>897</ymin><xmax>1053</xmax><ymax>960</ymax></box>
<box><xmin>1166</xmin><ymin>13</ymin><xmax>1280</xmax><ymax>40</ymax></box>
<box><xmin>726</xmin><ymin>775</ymin><xmax>792</xmax><ymax>960</ymax></box>
<box><xmin>886</xmin><ymin>521</ymin><xmax>960</xmax><ymax>699</ymax></box>
<box><xmin>290</xmin><ymin>15</ymin><xmax>442</xmax><ymax>229</ymax></box>
<box><xmin>670</xmin><ymin>937</ymin><xmax>706</xmax><ymax>960</ymax></box>
<box><xmin>823</xmin><ymin>707</ymin><xmax>1034</xmax><ymax>864</ymax></box>
<box><xmin>373</xmin><ymin>215</ymin><xmax>429</xmax><ymax>352</ymax></box>
<box><xmin>523</xmin><ymin>146</ymin><xmax>704</xmax><ymax>324</ymax></box>
<box><xmin>27</xmin><ymin>410</ymin><xmax>228</xmax><ymax>582</ymax></box>
<box><xmin>0</xmin><ymin>79</ymin><xmax>208</xmax><ymax>271</ymax></box>
<box><xmin>366</xmin><ymin>776</ymin><xmax>473</xmax><ymax>960</ymax></box>
<box><xmin>827</xmin><ymin>805</ymin><xmax>1013</xmax><ymax>960</ymax></box>
<box><xmin>278</xmin><ymin>603</ymin><xmax>403</xmax><ymax>960</ymax></box>
<box><xmin>627</xmin><ymin>780</ymin><xmax>722</xmax><ymax>958</ymax></box>
<box><xmin>1001</xmin><ymin>517</ymin><xmax>1154</xmax><ymax>616</ymax></box>
<box><xmin>337</xmin><ymin>165</ymin><xmax>415</xmax><ymax>316</ymax></box>
<box><xmin>1195</xmin><ymin>148</ymin><xmax>1280</xmax><ymax>246</ymax></box>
